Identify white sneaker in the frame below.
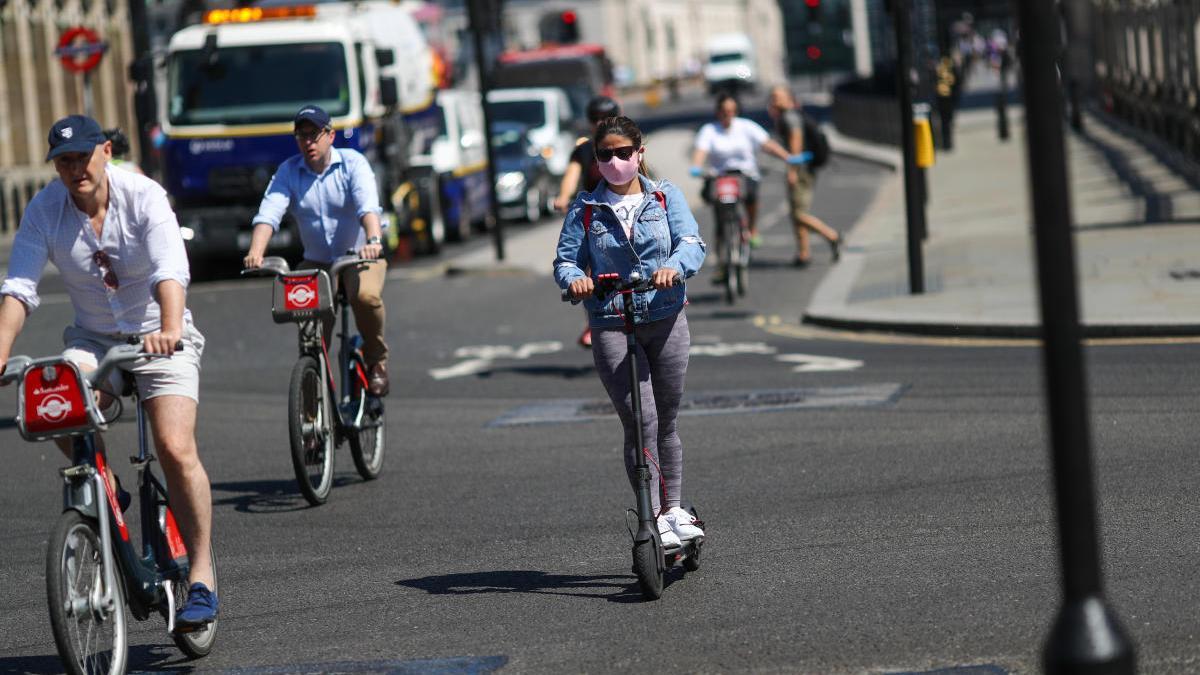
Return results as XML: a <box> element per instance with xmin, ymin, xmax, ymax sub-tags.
<box><xmin>666</xmin><ymin>507</ymin><xmax>705</xmax><ymax>540</ymax></box>
<box><xmin>657</xmin><ymin>515</ymin><xmax>681</xmax><ymax>548</ymax></box>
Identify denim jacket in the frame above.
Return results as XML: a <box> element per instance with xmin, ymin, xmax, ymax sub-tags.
<box><xmin>554</xmin><ymin>175</ymin><xmax>706</xmax><ymax>328</ymax></box>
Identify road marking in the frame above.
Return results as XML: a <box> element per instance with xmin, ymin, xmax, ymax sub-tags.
<box><xmin>429</xmin><ymin>341</ymin><xmax>563</xmax><ymax>380</ymax></box>
<box><xmin>488</xmin><ymin>383</ymin><xmax>906</xmax><ymax>427</ymax></box>
<box><xmin>752</xmin><ymin>315</ymin><xmax>1200</xmax><ymax>348</ymax></box>
<box><xmin>776</xmin><ymin>353</ymin><xmax>864</xmax><ymax>372</ymax></box>
<box><xmin>690</xmin><ymin>341</ymin><xmax>776</xmax><ymax>356</ymax></box>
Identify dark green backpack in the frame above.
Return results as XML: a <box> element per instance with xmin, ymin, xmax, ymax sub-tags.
<box><xmin>802</xmin><ymin>115</ymin><xmax>830</xmax><ymax>170</ymax></box>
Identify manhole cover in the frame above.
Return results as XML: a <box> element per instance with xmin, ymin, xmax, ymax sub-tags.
<box><xmin>488</xmin><ymin>383</ymin><xmax>906</xmax><ymax>427</ymax></box>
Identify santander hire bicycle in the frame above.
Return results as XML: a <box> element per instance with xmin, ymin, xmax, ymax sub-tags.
<box><xmin>242</xmin><ymin>254</ymin><xmax>386</xmax><ymax>505</ymax></box>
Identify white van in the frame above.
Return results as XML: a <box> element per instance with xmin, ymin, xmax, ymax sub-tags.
<box><xmin>703</xmin><ymin>33</ymin><xmax>758</xmax><ymax>95</ymax></box>
<box><xmin>486</xmin><ymin>87</ymin><xmax>575</xmax><ymax>177</ymax></box>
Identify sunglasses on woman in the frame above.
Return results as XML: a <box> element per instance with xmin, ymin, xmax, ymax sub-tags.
<box><xmin>595</xmin><ymin>145</ymin><xmax>639</xmax><ymax>162</ymax></box>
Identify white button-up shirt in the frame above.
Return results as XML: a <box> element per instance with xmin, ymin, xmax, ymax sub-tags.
<box><xmin>251</xmin><ymin>147</ymin><xmax>382</xmax><ymax>265</ymax></box>
<box><xmin>0</xmin><ymin>164</ymin><xmax>193</xmax><ymax>335</ymax></box>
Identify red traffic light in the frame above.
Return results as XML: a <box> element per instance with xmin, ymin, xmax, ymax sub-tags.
<box><xmin>561</xmin><ymin>10</ymin><xmax>577</xmax><ymax>24</ymax></box>
<box><xmin>805</xmin><ymin>0</ymin><xmax>820</xmax><ymax>6</ymax></box>
<box><xmin>806</xmin><ymin>45</ymin><xmax>822</xmax><ymax>60</ymax></box>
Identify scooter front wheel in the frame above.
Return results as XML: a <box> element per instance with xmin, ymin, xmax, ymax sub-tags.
<box><xmin>632</xmin><ymin>540</ymin><xmax>663</xmax><ymax>600</ymax></box>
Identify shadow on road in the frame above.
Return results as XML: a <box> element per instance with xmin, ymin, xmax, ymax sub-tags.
<box><xmin>395</xmin><ymin>569</ymin><xmax>685</xmax><ymax>604</ymax></box>
<box><xmin>209</xmin><ymin>477</ymin><xmax>355</xmax><ymax>514</ymax></box>
<box><xmin>0</xmin><ymin>644</ymin><xmax>196</xmax><ymax>674</ymax></box>
<box><xmin>472</xmin><ymin>364</ymin><xmax>595</xmax><ymax>379</ymax></box>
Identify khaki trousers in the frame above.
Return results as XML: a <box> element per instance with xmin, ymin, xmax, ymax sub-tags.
<box><xmin>300</xmin><ymin>259</ymin><xmax>388</xmax><ymax>366</ymax></box>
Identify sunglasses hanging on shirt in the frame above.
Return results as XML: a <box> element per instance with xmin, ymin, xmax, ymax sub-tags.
<box><xmin>92</xmin><ymin>250</ymin><xmax>119</xmax><ymax>291</ymax></box>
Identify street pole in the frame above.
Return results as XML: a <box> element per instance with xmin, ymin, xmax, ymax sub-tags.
<box><xmin>466</xmin><ymin>0</ymin><xmax>505</xmax><ymax>261</ymax></box>
<box><xmin>891</xmin><ymin>0</ymin><xmax>925</xmax><ymax>294</ymax></box>
<box><xmin>126</xmin><ymin>0</ymin><xmax>159</xmax><ymax>177</ymax></box>
<box><xmin>1013</xmin><ymin>1</ymin><xmax>1136</xmax><ymax>672</ymax></box>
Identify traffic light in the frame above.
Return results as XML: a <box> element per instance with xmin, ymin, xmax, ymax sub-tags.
<box><xmin>805</xmin><ymin>0</ymin><xmax>821</xmax><ymax>21</ymax></box>
<box><xmin>539</xmin><ymin>9</ymin><xmax>579</xmax><ymax>44</ymax></box>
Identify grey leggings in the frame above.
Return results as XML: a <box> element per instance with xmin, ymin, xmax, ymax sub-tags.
<box><xmin>591</xmin><ymin>311</ymin><xmax>690</xmax><ymax>515</ymax></box>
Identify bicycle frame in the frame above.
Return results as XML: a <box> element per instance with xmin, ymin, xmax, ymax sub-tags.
<box><xmin>60</xmin><ymin>391</ymin><xmax>189</xmax><ymax>626</ymax></box>
<box><xmin>295</xmin><ymin>268</ymin><xmax>372</xmax><ymax>436</ymax></box>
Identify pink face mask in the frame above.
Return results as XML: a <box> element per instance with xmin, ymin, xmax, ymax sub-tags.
<box><xmin>597</xmin><ymin>148</ymin><xmax>642</xmax><ymax>186</ymax></box>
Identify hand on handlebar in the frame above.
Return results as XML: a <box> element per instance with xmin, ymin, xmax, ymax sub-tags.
<box><xmin>243</xmin><ymin>251</ymin><xmax>264</xmax><ymax>269</ymax></box>
<box><xmin>568</xmin><ymin>276</ymin><xmax>595</xmax><ymax>301</ymax></box>
<box><xmin>651</xmin><ymin>267</ymin><xmax>681</xmax><ymax>290</ymax></box>
<box><xmin>358</xmin><ymin>242</ymin><xmax>383</xmax><ymax>260</ymax></box>
<box><xmin>689</xmin><ymin>166</ymin><xmax>703</xmax><ymax>178</ymax></box>
<box><xmin>142</xmin><ymin>329</ymin><xmax>182</xmax><ymax>355</ymax></box>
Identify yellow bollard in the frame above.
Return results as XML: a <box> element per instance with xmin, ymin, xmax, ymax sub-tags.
<box><xmin>913</xmin><ymin>115</ymin><xmax>935</xmax><ymax>168</ymax></box>
<box><xmin>644</xmin><ymin>86</ymin><xmax>661</xmax><ymax>109</ymax></box>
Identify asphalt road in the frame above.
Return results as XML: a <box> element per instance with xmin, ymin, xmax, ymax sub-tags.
<box><xmin>2</xmin><ymin>132</ymin><xmax>1200</xmax><ymax>674</ymax></box>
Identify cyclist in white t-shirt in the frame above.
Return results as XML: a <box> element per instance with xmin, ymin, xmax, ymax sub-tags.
<box><xmin>690</xmin><ymin>93</ymin><xmax>797</xmax><ymax>248</ymax></box>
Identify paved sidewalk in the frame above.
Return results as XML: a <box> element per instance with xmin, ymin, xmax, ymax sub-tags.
<box><xmin>806</xmin><ymin>106</ymin><xmax>1200</xmax><ymax>337</ymax></box>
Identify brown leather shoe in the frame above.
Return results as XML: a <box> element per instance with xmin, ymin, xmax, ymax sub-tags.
<box><xmin>367</xmin><ymin>362</ymin><xmax>389</xmax><ymax>397</ymax></box>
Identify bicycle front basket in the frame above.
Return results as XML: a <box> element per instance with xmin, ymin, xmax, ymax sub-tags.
<box><xmin>272</xmin><ymin>270</ymin><xmax>334</xmax><ymax>324</ymax></box>
<box><xmin>17</xmin><ymin>358</ymin><xmax>104</xmax><ymax>441</ymax></box>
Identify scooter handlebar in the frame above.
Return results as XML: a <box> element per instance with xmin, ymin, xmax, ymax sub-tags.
<box><xmin>560</xmin><ymin>272</ymin><xmax>681</xmax><ymax>303</ymax></box>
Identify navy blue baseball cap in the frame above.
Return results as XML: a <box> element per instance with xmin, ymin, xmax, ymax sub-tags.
<box><xmin>46</xmin><ymin>114</ymin><xmax>107</xmax><ymax>161</ymax></box>
<box><xmin>294</xmin><ymin>105</ymin><xmax>331</xmax><ymax>130</ymax></box>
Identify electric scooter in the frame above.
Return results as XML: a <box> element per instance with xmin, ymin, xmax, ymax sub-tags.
<box><xmin>562</xmin><ymin>271</ymin><xmax>704</xmax><ymax>600</ymax></box>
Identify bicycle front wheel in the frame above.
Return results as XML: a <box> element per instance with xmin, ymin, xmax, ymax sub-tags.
<box><xmin>348</xmin><ymin>354</ymin><xmax>386</xmax><ymax>480</ymax></box>
<box><xmin>46</xmin><ymin>510</ymin><xmax>128</xmax><ymax>675</ymax></box>
<box><xmin>289</xmin><ymin>355</ymin><xmax>335</xmax><ymax>505</ymax></box>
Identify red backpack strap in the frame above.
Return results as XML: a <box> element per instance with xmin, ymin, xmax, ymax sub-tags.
<box><xmin>583</xmin><ymin>204</ymin><xmax>593</xmax><ymax>235</ymax></box>
<box><xmin>653</xmin><ymin>190</ymin><xmax>666</xmax><ymax>211</ymax></box>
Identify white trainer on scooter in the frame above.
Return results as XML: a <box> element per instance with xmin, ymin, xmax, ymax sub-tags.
<box><xmin>666</xmin><ymin>507</ymin><xmax>705</xmax><ymax>540</ymax></box>
<box><xmin>657</xmin><ymin>515</ymin><xmax>682</xmax><ymax>548</ymax></box>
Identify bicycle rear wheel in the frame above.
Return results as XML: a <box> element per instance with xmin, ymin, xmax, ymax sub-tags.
<box><xmin>288</xmin><ymin>355</ymin><xmax>335</xmax><ymax>505</ymax></box>
<box><xmin>736</xmin><ymin>232</ymin><xmax>750</xmax><ymax>297</ymax></box>
<box><xmin>46</xmin><ymin>510</ymin><xmax>128</xmax><ymax>675</ymax></box>
<box><xmin>347</xmin><ymin>353</ymin><xmax>386</xmax><ymax>480</ymax></box>
<box><xmin>171</xmin><ymin>543</ymin><xmax>218</xmax><ymax>658</ymax></box>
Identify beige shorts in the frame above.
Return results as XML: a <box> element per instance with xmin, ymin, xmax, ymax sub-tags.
<box><xmin>62</xmin><ymin>324</ymin><xmax>205</xmax><ymax>402</ymax></box>
<box><xmin>788</xmin><ymin>169</ymin><xmax>815</xmax><ymax>220</ymax></box>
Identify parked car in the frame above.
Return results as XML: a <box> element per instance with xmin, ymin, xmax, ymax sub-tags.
<box><xmin>486</xmin><ymin>87</ymin><xmax>576</xmax><ymax>178</ymax></box>
<box><xmin>491</xmin><ymin>122</ymin><xmax>553</xmax><ymax>223</ymax></box>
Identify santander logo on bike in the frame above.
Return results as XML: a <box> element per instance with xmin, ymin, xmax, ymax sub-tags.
<box><xmin>286</xmin><ymin>283</ymin><xmax>317</xmax><ymax>309</ymax></box>
<box><xmin>36</xmin><ymin>394</ymin><xmax>73</xmax><ymax>422</ymax></box>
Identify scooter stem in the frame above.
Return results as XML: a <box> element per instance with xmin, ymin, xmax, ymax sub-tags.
<box><xmin>621</xmin><ymin>291</ymin><xmax>657</xmax><ymax>537</ymax></box>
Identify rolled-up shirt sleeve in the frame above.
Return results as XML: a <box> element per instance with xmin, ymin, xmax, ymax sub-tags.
<box><xmin>0</xmin><ymin>209</ymin><xmax>50</xmax><ymax>312</ymax></box>
<box><xmin>347</xmin><ymin>153</ymin><xmax>383</xmax><ymax>221</ymax></box>
<box><xmin>142</xmin><ymin>183</ymin><xmax>191</xmax><ymax>290</ymax></box>
<box><xmin>252</xmin><ymin>165</ymin><xmax>293</xmax><ymax>231</ymax></box>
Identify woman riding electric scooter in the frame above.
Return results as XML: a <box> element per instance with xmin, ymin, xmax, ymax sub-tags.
<box><xmin>554</xmin><ymin>116</ymin><xmax>707</xmax><ymax>597</ymax></box>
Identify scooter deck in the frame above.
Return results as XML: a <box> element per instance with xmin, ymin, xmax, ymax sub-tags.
<box><xmin>663</xmin><ymin>535</ymin><xmax>704</xmax><ymax>567</ymax></box>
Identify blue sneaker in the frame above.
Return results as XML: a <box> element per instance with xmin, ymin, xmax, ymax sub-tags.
<box><xmin>176</xmin><ymin>582</ymin><xmax>218</xmax><ymax>630</ymax></box>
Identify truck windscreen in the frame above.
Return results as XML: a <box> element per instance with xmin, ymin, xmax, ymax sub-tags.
<box><xmin>169</xmin><ymin>42</ymin><xmax>350</xmax><ymax>125</ymax></box>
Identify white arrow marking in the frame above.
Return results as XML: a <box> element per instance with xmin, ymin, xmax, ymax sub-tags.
<box><xmin>690</xmin><ymin>342</ymin><xmax>777</xmax><ymax>357</ymax></box>
<box><xmin>775</xmin><ymin>353</ymin><xmax>864</xmax><ymax>373</ymax></box>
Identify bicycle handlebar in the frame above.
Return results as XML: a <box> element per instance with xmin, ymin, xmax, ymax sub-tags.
<box><xmin>0</xmin><ymin>340</ymin><xmax>182</xmax><ymax>387</ymax></box>
<box><xmin>241</xmin><ymin>253</ymin><xmax>380</xmax><ymax>280</ymax></box>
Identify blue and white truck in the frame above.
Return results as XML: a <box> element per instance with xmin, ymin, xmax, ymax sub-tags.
<box><xmin>160</xmin><ymin>2</ymin><xmax>444</xmax><ymax>266</ymax></box>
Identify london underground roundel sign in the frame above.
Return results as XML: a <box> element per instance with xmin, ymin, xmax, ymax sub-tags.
<box><xmin>56</xmin><ymin>27</ymin><xmax>107</xmax><ymax>74</ymax></box>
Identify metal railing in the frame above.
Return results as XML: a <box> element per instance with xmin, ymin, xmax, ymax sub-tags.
<box><xmin>0</xmin><ymin>167</ymin><xmax>56</xmax><ymax>240</ymax></box>
<box><xmin>1092</xmin><ymin>1</ymin><xmax>1200</xmax><ymax>162</ymax></box>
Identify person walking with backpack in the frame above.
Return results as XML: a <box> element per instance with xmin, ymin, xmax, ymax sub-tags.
<box><xmin>554</xmin><ymin>116</ymin><xmax>707</xmax><ymax>547</ymax></box>
<box><xmin>767</xmin><ymin>86</ymin><xmax>841</xmax><ymax>266</ymax></box>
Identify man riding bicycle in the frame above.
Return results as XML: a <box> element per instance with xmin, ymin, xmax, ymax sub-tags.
<box><xmin>0</xmin><ymin>114</ymin><xmax>217</xmax><ymax>629</ymax></box>
<box><xmin>243</xmin><ymin>104</ymin><xmax>390</xmax><ymax>396</ymax></box>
